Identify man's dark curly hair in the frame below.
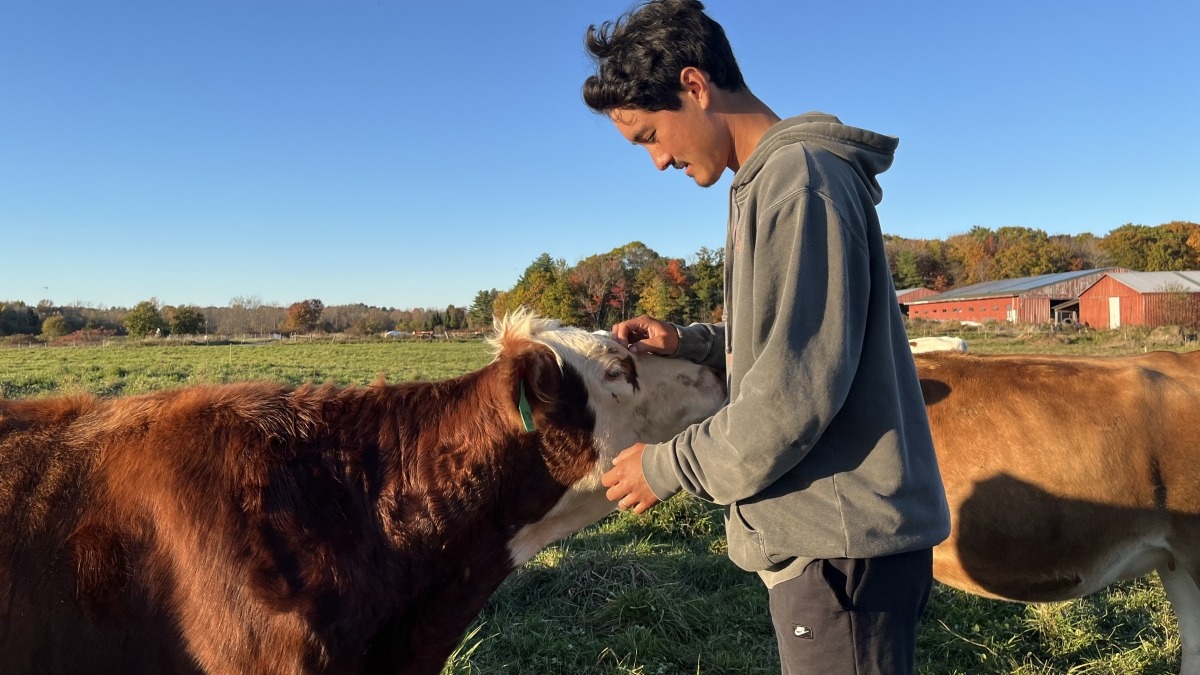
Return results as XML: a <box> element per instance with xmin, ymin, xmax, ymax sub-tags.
<box><xmin>582</xmin><ymin>0</ymin><xmax>746</xmax><ymax>114</ymax></box>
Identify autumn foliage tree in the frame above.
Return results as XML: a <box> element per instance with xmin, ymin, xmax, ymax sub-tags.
<box><xmin>498</xmin><ymin>254</ymin><xmax>580</xmax><ymax>324</ymax></box>
<box><xmin>989</xmin><ymin>227</ymin><xmax>1080</xmax><ymax>279</ymax></box>
<box><xmin>636</xmin><ymin>258</ymin><xmax>692</xmax><ymax>323</ymax></box>
<box><xmin>884</xmin><ymin>236</ymin><xmax>954</xmax><ymax>291</ymax></box>
<box><xmin>571</xmin><ymin>252</ymin><xmax>626</xmax><ymax>328</ymax></box>
<box><xmin>1099</xmin><ymin>224</ymin><xmax>1158</xmax><ymax>270</ymax></box>
<box><xmin>477</xmin><ymin>222</ymin><xmax>1191</xmax><ymax>331</ymax></box>
<box><xmin>1147</xmin><ymin>221</ymin><xmax>1200</xmax><ymax>271</ymax></box>
<box><xmin>1097</xmin><ymin>222</ymin><xmax>1200</xmax><ymax>271</ymax></box>
<box><xmin>284</xmin><ymin>299</ymin><xmax>324</xmax><ymax>333</ymax></box>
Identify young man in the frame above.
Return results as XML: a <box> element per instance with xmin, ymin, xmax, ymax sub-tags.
<box><xmin>582</xmin><ymin>2</ymin><xmax>951</xmax><ymax>673</ymax></box>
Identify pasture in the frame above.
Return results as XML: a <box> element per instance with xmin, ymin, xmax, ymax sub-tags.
<box><xmin>2</xmin><ymin>332</ymin><xmax>1196</xmax><ymax>674</ymax></box>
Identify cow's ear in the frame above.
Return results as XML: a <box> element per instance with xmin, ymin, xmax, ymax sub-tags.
<box><xmin>512</xmin><ymin>344</ymin><xmax>561</xmax><ymax>430</ymax></box>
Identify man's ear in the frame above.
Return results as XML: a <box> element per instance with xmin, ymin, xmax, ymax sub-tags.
<box><xmin>679</xmin><ymin>66</ymin><xmax>710</xmax><ymax>107</ymax></box>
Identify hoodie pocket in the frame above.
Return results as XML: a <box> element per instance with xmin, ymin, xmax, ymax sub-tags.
<box><xmin>725</xmin><ymin>502</ymin><xmax>774</xmax><ymax>571</ymax></box>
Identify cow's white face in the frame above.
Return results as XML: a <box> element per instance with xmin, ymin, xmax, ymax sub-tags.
<box><xmin>505</xmin><ymin>322</ymin><xmax>726</xmax><ymax>564</ymax></box>
<box><xmin>546</xmin><ymin>329</ymin><xmax>726</xmax><ymax>477</ymax></box>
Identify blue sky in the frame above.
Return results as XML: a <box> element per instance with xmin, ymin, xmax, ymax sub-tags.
<box><xmin>2</xmin><ymin>0</ymin><xmax>1197</xmax><ymax>310</ymax></box>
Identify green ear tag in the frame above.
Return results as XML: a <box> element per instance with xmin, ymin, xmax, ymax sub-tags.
<box><xmin>518</xmin><ymin>381</ymin><xmax>536</xmax><ymax>433</ymax></box>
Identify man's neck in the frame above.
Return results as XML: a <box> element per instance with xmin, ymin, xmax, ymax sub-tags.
<box><xmin>716</xmin><ymin>91</ymin><xmax>780</xmax><ymax>171</ymax></box>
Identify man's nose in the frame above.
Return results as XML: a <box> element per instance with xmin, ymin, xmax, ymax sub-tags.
<box><xmin>650</xmin><ymin>148</ymin><xmax>673</xmax><ymax>171</ymax></box>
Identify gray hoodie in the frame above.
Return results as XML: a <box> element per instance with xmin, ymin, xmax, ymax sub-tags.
<box><xmin>642</xmin><ymin>113</ymin><xmax>951</xmax><ymax>578</ymax></box>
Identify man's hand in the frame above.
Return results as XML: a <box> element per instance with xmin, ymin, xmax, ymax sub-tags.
<box><xmin>611</xmin><ymin>314</ymin><xmax>678</xmax><ymax>356</ymax></box>
<box><xmin>601</xmin><ymin>443</ymin><xmax>661</xmax><ymax>515</ymax></box>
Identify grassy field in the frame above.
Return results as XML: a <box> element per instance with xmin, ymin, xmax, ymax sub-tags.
<box><xmin>2</xmin><ymin>332</ymin><xmax>1195</xmax><ymax>674</ymax></box>
<box><xmin>0</xmin><ymin>339</ymin><xmax>493</xmax><ymax>399</ymax></box>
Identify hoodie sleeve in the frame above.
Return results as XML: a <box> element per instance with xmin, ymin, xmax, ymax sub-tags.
<box><xmin>641</xmin><ymin>183</ymin><xmax>871</xmax><ymax>505</ymax></box>
<box><xmin>672</xmin><ymin>322</ymin><xmax>725</xmax><ymax>369</ymax></box>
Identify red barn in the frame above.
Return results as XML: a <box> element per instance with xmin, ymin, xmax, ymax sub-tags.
<box><xmin>906</xmin><ymin>268</ymin><xmax>1124</xmax><ymax>325</ymax></box>
<box><xmin>1078</xmin><ymin>271</ymin><xmax>1200</xmax><ymax>329</ymax></box>
<box><xmin>895</xmin><ymin>287</ymin><xmax>937</xmax><ymax>316</ymax></box>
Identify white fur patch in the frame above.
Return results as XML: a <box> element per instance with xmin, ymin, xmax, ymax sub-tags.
<box><xmin>499</xmin><ymin>311</ymin><xmax>725</xmax><ymax>565</ymax></box>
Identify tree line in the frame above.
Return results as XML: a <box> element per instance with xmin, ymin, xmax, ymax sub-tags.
<box><xmin>3</xmin><ymin>221</ymin><xmax>1195</xmax><ymax>343</ymax></box>
<box><xmin>472</xmin><ymin>241</ymin><xmax>725</xmax><ymax>331</ymax></box>
<box><xmin>0</xmin><ymin>296</ymin><xmax>479</xmax><ymax>343</ymax></box>
<box><xmin>476</xmin><ymin>221</ymin><xmax>1199</xmax><ymax>328</ymax></box>
<box><xmin>887</xmin><ymin>221</ymin><xmax>1200</xmax><ymax>291</ymax></box>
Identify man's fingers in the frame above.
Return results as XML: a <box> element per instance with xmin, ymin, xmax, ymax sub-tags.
<box><xmin>629</xmin><ymin>341</ymin><xmax>659</xmax><ymax>355</ymax></box>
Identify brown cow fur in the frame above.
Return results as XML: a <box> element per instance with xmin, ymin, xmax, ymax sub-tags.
<box><xmin>0</xmin><ymin>340</ymin><xmax>600</xmax><ymax>674</ymax></box>
<box><xmin>917</xmin><ymin>349</ymin><xmax>1200</xmax><ymax>674</ymax></box>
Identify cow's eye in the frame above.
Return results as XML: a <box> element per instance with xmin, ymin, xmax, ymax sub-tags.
<box><xmin>605</xmin><ymin>365</ymin><xmax>626</xmax><ymax>380</ymax></box>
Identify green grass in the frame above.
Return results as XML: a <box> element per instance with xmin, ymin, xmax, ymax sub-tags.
<box><xmin>447</xmin><ymin>498</ymin><xmax>1180</xmax><ymax>675</ymax></box>
<box><xmin>1</xmin><ymin>335</ymin><xmax>1192</xmax><ymax>674</ymax></box>
<box><xmin>0</xmin><ymin>339</ymin><xmax>492</xmax><ymax>398</ymax></box>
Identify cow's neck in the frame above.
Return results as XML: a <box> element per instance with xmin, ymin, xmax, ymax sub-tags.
<box><xmin>373</xmin><ymin>365</ymin><xmax>592</xmax><ymax>541</ymax></box>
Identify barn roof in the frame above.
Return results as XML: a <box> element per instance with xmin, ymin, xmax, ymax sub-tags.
<box><xmin>909</xmin><ymin>267</ymin><xmax>1123</xmax><ymax>304</ymax></box>
<box><xmin>1105</xmin><ymin>271</ymin><xmax>1200</xmax><ymax>293</ymax></box>
<box><xmin>894</xmin><ymin>287</ymin><xmax>927</xmax><ymax>296</ymax></box>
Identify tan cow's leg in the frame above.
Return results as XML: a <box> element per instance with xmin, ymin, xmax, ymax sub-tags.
<box><xmin>1158</xmin><ymin>562</ymin><xmax>1200</xmax><ymax>675</ymax></box>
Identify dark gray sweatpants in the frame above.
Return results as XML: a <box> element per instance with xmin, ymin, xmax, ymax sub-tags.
<box><xmin>768</xmin><ymin>548</ymin><xmax>933</xmax><ymax>675</ymax></box>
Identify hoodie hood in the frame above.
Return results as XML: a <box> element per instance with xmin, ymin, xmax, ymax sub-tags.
<box><xmin>732</xmin><ymin>112</ymin><xmax>898</xmax><ymax>205</ymax></box>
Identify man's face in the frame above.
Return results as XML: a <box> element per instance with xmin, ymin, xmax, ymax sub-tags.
<box><xmin>610</xmin><ymin>96</ymin><xmax>729</xmax><ymax>188</ymax></box>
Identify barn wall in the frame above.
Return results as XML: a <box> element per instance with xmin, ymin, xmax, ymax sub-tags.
<box><xmin>907</xmin><ymin>297</ymin><xmax>1015</xmax><ymax>323</ymax></box>
<box><xmin>1016</xmin><ymin>297</ymin><xmax>1051</xmax><ymax>324</ymax></box>
<box><xmin>1079</xmin><ymin>276</ymin><xmax>1133</xmax><ymax>327</ymax></box>
<box><xmin>1144</xmin><ymin>293</ymin><xmax>1200</xmax><ymax>327</ymax></box>
<box><xmin>1080</xmin><ymin>276</ymin><xmax>1200</xmax><ymax>328</ymax></box>
<box><xmin>896</xmin><ymin>288</ymin><xmax>937</xmax><ymax>303</ymax></box>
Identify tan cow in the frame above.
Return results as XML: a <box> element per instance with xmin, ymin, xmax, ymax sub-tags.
<box><xmin>917</xmin><ymin>350</ymin><xmax>1200</xmax><ymax>674</ymax></box>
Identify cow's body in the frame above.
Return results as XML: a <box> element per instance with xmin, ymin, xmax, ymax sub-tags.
<box><xmin>918</xmin><ymin>350</ymin><xmax>1200</xmax><ymax>674</ymax></box>
<box><xmin>0</xmin><ymin>310</ymin><xmax>725</xmax><ymax>675</ymax></box>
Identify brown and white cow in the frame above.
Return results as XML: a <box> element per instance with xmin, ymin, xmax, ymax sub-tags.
<box><xmin>0</xmin><ymin>309</ymin><xmax>725</xmax><ymax>675</ymax></box>
<box><xmin>917</xmin><ymin>350</ymin><xmax>1200</xmax><ymax>674</ymax></box>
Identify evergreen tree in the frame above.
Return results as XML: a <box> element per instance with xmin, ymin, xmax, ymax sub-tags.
<box><xmin>468</xmin><ymin>290</ymin><xmax>499</xmax><ymax>328</ymax></box>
